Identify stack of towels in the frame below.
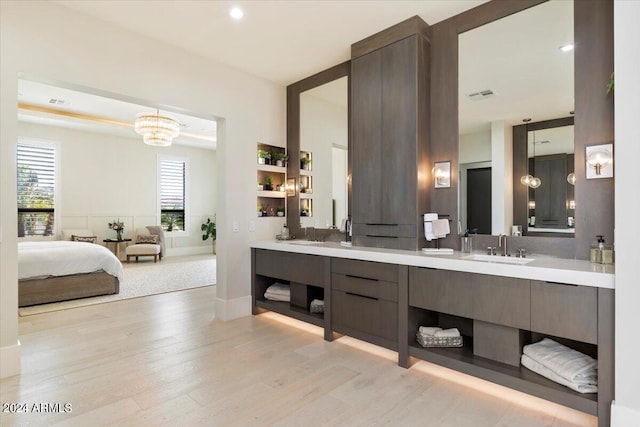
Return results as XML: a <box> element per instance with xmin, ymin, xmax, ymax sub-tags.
<box><xmin>309</xmin><ymin>299</ymin><xmax>324</xmax><ymax>313</ymax></box>
<box><xmin>264</xmin><ymin>283</ymin><xmax>290</xmax><ymax>302</ymax></box>
<box><xmin>416</xmin><ymin>326</ymin><xmax>462</xmax><ymax>347</ymax></box>
<box><xmin>521</xmin><ymin>338</ymin><xmax>598</xmax><ymax>394</ymax></box>
<box><xmin>424</xmin><ymin>213</ymin><xmax>450</xmax><ymax>241</ymax></box>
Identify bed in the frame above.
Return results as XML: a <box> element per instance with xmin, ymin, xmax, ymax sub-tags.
<box><xmin>18</xmin><ymin>241</ymin><xmax>123</xmax><ymax>307</ymax></box>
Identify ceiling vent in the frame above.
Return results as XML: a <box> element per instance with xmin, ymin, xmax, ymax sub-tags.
<box><xmin>466</xmin><ymin>89</ymin><xmax>495</xmax><ymax>101</ymax></box>
<box><xmin>48</xmin><ymin>98</ymin><xmax>68</xmax><ymax>105</ymax></box>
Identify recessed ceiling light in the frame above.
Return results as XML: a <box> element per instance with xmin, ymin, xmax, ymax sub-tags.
<box><xmin>230</xmin><ymin>7</ymin><xmax>244</xmax><ymax>20</ymax></box>
<box><xmin>559</xmin><ymin>44</ymin><xmax>574</xmax><ymax>52</ymax></box>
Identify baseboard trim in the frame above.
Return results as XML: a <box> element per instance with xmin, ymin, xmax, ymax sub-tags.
<box><xmin>0</xmin><ymin>341</ymin><xmax>21</xmax><ymax>379</ymax></box>
<box><xmin>165</xmin><ymin>246</ymin><xmax>213</xmax><ymax>257</ymax></box>
<box><xmin>215</xmin><ymin>295</ymin><xmax>251</xmax><ymax>321</ymax></box>
<box><xmin>611</xmin><ymin>400</ymin><xmax>640</xmax><ymax>427</ymax></box>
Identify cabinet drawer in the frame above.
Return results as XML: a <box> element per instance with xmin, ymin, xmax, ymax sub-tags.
<box><xmin>332</xmin><ymin>273</ymin><xmax>397</xmax><ymax>302</ymax></box>
<box><xmin>332</xmin><ymin>258</ymin><xmax>398</xmax><ymax>283</ymax></box>
<box><xmin>255</xmin><ymin>249</ymin><xmax>324</xmax><ymax>287</ymax></box>
<box><xmin>332</xmin><ymin>290</ymin><xmax>398</xmax><ymax>342</ymax></box>
<box><xmin>409</xmin><ymin>267</ymin><xmax>472</xmax><ymax>318</ymax></box>
<box><xmin>531</xmin><ymin>281</ymin><xmax>598</xmax><ymax>344</ymax></box>
<box><xmin>472</xmin><ymin>275</ymin><xmax>530</xmax><ymax>329</ymax></box>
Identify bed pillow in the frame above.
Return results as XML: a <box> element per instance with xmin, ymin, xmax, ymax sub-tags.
<box><xmin>136</xmin><ymin>234</ymin><xmax>159</xmax><ymax>244</ymax></box>
<box><xmin>72</xmin><ymin>235</ymin><xmax>98</xmax><ymax>244</ymax></box>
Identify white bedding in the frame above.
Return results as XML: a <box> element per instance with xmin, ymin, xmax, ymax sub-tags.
<box><xmin>18</xmin><ymin>241</ymin><xmax>123</xmax><ymax>281</ymax></box>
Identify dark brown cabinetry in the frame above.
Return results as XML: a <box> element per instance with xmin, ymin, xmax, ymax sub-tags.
<box><xmin>331</xmin><ymin>259</ymin><xmax>399</xmax><ymax>350</ymax></box>
<box><xmin>409</xmin><ymin>267</ymin><xmax>472</xmax><ymax>318</ymax></box>
<box><xmin>351</xmin><ymin>31</ymin><xmax>430</xmax><ymax>250</ymax></box>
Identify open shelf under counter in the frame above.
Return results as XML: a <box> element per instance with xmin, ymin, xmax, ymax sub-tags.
<box><xmin>255</xmin><ymin>299</ymin><xmax>324</xmax><ymax>328</ymax></box>
<box><xmin>257</xmin><ymin>190</ymin><xmax>286</xmax><ymax>199</ymax></box>
<box><xmin>408</xmin><ymin>341</ymin><xmax>598</xmax><ymax>415</ymax></box>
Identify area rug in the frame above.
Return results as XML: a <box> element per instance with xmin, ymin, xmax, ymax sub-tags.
<box><xmin>19</xmin><ymin>254</ymin><xmax>216</xmax><ymax>316</ymax></box>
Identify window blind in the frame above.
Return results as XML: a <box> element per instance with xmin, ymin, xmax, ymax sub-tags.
<box><xmin>160</xmin><ymin>159</ymin><xmax>185</xmax><ymax>231</ymax></box>
<box><xmin>17</xmin><ymin>143</ymin><xmax>56</xmax><ymax>237</ymax></box>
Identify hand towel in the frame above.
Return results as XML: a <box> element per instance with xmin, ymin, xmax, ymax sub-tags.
<box><xmin>418</xmin><ymin>326</ymin><xmax>442</xmax><ymax>336</ymax></box>
<box><xmin>521</xmin><ymin>354</ymin><xmax>597</xmax><ymax>394</ymax></box>
<box><xmin>434</xmin><ymin>328</ymin><xmax>460</xmax><ymax>338</ymax></box>
<box><xmin>432</xmin><ymin>219</ymin><xmax>450</xmax><ymax>238</ymax></box>
<box><xmin>523</xmin><ymin>338</ymin><xmax>597</xmax><ymax>384</ymax></box>
<box><xmin>265</xmin><ymin>283</ymin><xmax>290</xmax><ymax>296</ymax></box>
<box><xmin>424</xmin><ymin>221</ymin><xmax>435</xmax><ymax>241</ymax></box>
<box><xmin>264</xmin><ymin>293</ymin><xmax>290</xmax><ymax>302</ymax></box>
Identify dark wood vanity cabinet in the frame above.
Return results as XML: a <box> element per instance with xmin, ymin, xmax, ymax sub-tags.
<box><xmin>351</xmin><ymin>32</ymin><xmax>430</xmax><ymax>251</ymax></box>
<box><xmin>331</xmin><ymin>259</ymin><xmax>399</xmax><ymax>350</ymax></box>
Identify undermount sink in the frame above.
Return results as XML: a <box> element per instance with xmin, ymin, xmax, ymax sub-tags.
<box><xmin>462</xmin><ymin>254</ymin><xmax>535</xmax><ymax>265</ymax></box>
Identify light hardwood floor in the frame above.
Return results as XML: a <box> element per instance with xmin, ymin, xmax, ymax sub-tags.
<box><xmin>1</xmin><ymin>287</ymin><xmax>595</xmax><ymax>426</ymax></box>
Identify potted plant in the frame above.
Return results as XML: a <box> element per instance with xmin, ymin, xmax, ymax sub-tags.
<box><xmin>277</xmin><ymin>207</ymin><xmax>285</xmax><ymax>217</ymax></box>
<box><xmin>301</xmin><ymin>208</ymin><xmax>309</xmax><ymax>217</ymax></box>
<box><xmin>301</xmin><ymin>156</ymin><xmax>312</xmax><ymax>171</ymax></box>
<box><xmin>264</xmin><ymin>176</ymin><xmax>274</xmax><ymax>191</ymax></box>
<box><xmin>201</xmin><ymin>217</ymin><xmax>216</xmax><ymax>254</ymax></box>
<box><xmin>277</xmin><ymin>183</ymin><xmax>285</xmax><ymax>192</ymax></box>
<box><xmin>300</xmin><ymin>185</ymin><xmax>306</xmax><ymax>194</ymax></box>
<box><xmin>257</xmin><ymin>181</ymin><xmax>263</xmax><ymax>191</ymax></box>
<box><xmin>257</xmin><ymin>204</ymin><xmax>263</xmax><ymax>217</ymax></box>
<box><xmin>257</xmin><ymin>149</ymin><xmax>269</xmax><ymax>165</ymax></box>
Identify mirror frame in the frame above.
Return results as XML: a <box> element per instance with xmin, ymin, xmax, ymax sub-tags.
<box><xmin>513</xmin><ymin>116</ymin><xmax>575</xmax><ymax>237</ymax></box>
<box><xmin>286</xmin><ymin>61</ymin><xmax>350</xmax><ymax>240</ymax></box>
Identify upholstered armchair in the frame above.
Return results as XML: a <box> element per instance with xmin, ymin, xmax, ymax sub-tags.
<box><xmin>125</xmin><ymin>226</ymin><xmax>165</xmax><ymax>263</ymax></box>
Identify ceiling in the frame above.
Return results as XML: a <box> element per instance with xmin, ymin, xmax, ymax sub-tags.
<box><xmin>53</xmin><ymin>0</ymin><xmax>488</xmax><ymax>86</ymax></box>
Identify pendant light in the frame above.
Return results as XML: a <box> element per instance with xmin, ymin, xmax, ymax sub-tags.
<box><xmin>520</xmin><ymin>119</ymin><xmax>536</xmax><ymax>187</ymax></box>
<box><xmin>529</xmin><ymin>129</ymin><xmax>541</xmax><ymax>188</ymax></box>
<box><xmin>134</xmin><ymin>109</ymin><xmax>180</xmax><ymax>147</ymax></box>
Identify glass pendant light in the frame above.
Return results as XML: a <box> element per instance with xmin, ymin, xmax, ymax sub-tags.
<box><xmin>528</xmin><ymin>126</ymin><xmax>541</xmax><ymax>189</ymax></box>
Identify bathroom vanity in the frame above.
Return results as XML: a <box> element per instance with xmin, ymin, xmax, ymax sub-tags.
<box><xmin>251</xmin><ymin>241</ymin><xmax>614</xmax><ymax>425</ymax></box>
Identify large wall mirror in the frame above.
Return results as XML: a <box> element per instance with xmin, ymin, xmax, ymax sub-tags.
<box><xmin>286</xmin><ymin>62</ymin><xmax>350</xmax><ymax>237</ymax></box>
<box><xmin>458</xmin><ymin>0</ymin><xmax>574</xmax><ymax>238</ymax></box>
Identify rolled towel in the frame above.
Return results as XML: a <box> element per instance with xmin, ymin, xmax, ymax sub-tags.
<box><xmin>521</xmin><ymin>354</ymin><xmax>597</xmax><ymax>394</ymax></box>
<box><xmin>434</xmin><ymin>328</ymin><xmax>460</xmax><ymax>338</ymax></box>
<box><xmin>523</xmin><ymin>338</ymin><xmax>597</xmax><ymax>384</ymax></box>
<box><xmin>418</xmin><ymin>326</ymin><xmax>442</xmax><ymax>336</ymax></box>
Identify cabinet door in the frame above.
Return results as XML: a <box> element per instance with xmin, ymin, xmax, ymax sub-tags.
<box><xmin>409</xmin><ymin>267</ymin><xmax>472</xmax><ymax>318</ymax></box>
<box><xmin>351</xmin><ymin>49</ymin><xmax>383</xmax><ymax>224</ymax></box>
<box><xmin>531</xmin><ymin>281</ymin><xmax>598</xmax><ymax>344</ymax></box>
<box><xmin>255</xmin><ymin>249</ymin><xmax>324</xmax><ymax>287</ymax></box>
<box><xmin>332</xmin><ymin>290</ymin><xmax>398</xmax><ymax>343</ymax></box>
<box><xmin>382</xmin><ymin>36</ymin><xmax>417</xmax><ymax>225</ymax></box>
<box><xmin>472</xmin><ymin>275</ymin><xmax>530</xmax><ymax>329</ymax></box>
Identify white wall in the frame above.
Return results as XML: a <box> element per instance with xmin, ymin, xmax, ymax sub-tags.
<box><xmin>459</xmin><ymin>129</ymin><xmax>491</xmax><ymax>164</ymax></box>
<box><xmin>1</xmin><ymin>1</ymin><xmax>285</xmax><ymax>378</ymax></box>
<box><xmin>612</xmin><ymin>1</ymin><xmax>640</xmax><ymax>425</ymax></box>
<box><xmin>300</xmin><ymin>93</ymin><xmax>348</xmax><ymax>229</ymax></box>
<box><xmin>17</xmin><ymin>122</ymin><xmax>217</xmax><ymax>255</ymax></box>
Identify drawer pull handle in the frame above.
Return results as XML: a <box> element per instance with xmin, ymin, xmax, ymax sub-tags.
<box><xmin>346</xmin><ymin>291</ymin><xmax>378</xmax><ymax>301</ymax></box>
<box><xmin>345</xmin><ymin>274</ymin><xmax>379</xmax><ymax>282</ymax></box>
<box><xmin>365</xmin><ymin>223</ymin><xmax>399</xmax><ymax>226</ymax></box>
<box><xmin>366</xmin><ymin>235</ymin><xmax>399</xmax><ymax>239</ymax></box>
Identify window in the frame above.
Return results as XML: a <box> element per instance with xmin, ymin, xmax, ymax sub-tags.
<box><xmin>17</xmin><ymin>141</ymin><xmax>58</xmax><ymax>237</ymax></box>
<box><xmin>159</xmin><ymin>157</ymin><xmax>187</xmax><ymax>232</ymax></box>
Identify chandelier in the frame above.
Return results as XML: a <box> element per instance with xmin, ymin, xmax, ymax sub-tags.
<box><xmin>134</xmin><ymin>109</ymin><xmax>180</xmax><ymax>147</ymax></box>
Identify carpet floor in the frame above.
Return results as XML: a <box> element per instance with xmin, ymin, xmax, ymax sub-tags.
<box><xmin>19</xmin><ymin>254</ymin><xmax>216</xmax><ymax>316</ymax></box>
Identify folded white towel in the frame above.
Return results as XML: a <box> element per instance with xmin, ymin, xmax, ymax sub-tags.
<box><xmin>434</xmin><ymin>328</ymin><xmax>460</xmax><ymax>338</ymax></box>
<box><xmin>310</xmin><ymin>299</ymin><xmax>324</xmax><ymax>307</ymax></box>
<box><xmin>418</xmin><ymin>326</ymin><xmax>442</xmax><ymax>336</ymax></box>
<box><xmin>265</xmin><ymin>283</ymin><xmax>290</xmax><ymax>296</ymax></box>
<box><xmin>423</xmin><ymin>213</ymin><xmax>438</xmax><ymax>222</ymax></box>
<box><xmin>523</xmin><ymin>338</ymin><xmax>597</xmax><ymax>384</ymax></box>
<box><xmin>424</xmin><ymin>221</ymin><xmax>435</xmax><ymax>241</ymax></box>
<box><xmin>264</xmin><ymin>292</ymin><xmax>290</xmax><ymax>302</ymax></box>
<box><xmin>432</xmin><ymin>219</ymin><xmax>450</xmax><ymax>238</ymax></box>
<box><xmin>521</xmin><ymin>354</ymin><xmax>597</xmax><ymax>394</ymax></box>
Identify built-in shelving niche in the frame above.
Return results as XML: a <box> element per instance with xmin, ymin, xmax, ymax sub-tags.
<box><xmin>257</xmin><ymin>143</ymin><xmax>286</xmax><ymax>217</ymax></box>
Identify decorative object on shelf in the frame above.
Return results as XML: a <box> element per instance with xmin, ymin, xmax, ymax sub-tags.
<box><xmin>586</xmin><ymin>144</ymin><xmax>613</xmax><ymax>179</ymax></box>
<box><xmin>257</xmin><ymin>149</ymin><xmax>270</xmax><ymax>165</ymax></box>
<box><xmin>272</xmin><ymin>151</ymin><xmax>288</xmax><ymax>167</ymax></box>
<box><xmin>257</xmin><ymin>204</ymin><xmax>263</xmax><ymax>217</ymax></box>
<box><xmin>201</xmin><ymin>216</ymin><xmax>216</xmax><ymax>254</ymax></box>
<box><xmin>134</xmin><ymin>109</ymin><xmax>180</xmax><ymax>147</ymax></box>
<box><xmin>300</xmin><ymin>156</ymin><xmax>312</xmax><ymax>171</ymax></box>
<box><xmin>300</xmin><ymin>186</ymin><xmax>306</xmax><ymax>194</ymax></box>
<box><xmin>264</xmin><ymin>176</ymin><xmax>274</xmax><ymax>191</ymax></box>
<box><xmin>286</xmin><ymin>178</ymin><xmax>296</xmax><ymax>197</ymax></box>
<box><xmin>433</xmin><ymin>161</ymin><xmax>451</xmax><ymax>188</ymax></box>
<box><xmin>277</xmin><ymin>184</ymin><xmax>285</xmax><ymax>192</ymax></box>
<box><xmin>301</xmin><ymin>208</ymin><xmax>309</xmax><ymax>217</ymax></box>
<box><xmin>257</xmin><ymin>182</ymin><xmax>263</xmax><ymax>191</ymax></box>
<box><xmin>277</xmin><ymin>207</ymin><xmax>285</xmax><ymax>217</ymax></box>
<box><xmin>108</xmin><ymin>218</ymin><xmax>124</xmax><ymax>241</ymax></box>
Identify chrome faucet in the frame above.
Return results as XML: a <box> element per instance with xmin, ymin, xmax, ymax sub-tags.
<box><xmin>498</xmin><ymin>233</ymin><xmax>508</xmax><ymax>256</ymax></box>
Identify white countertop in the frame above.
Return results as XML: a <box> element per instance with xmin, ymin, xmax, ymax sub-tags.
<box><xmin>251</xmin><ymin>240</ymin><xmax>615</xmax><ymax>289</ymax></box>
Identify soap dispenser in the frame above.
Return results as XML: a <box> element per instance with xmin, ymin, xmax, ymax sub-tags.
<box><xmin>590</xmin><ymin>235</ymin><xmax>604</xmax><ymax>263</ymax></box>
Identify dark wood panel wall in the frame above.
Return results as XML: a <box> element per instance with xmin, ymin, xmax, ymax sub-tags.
<box><xmin>429</xmin><ymin>0</ymin><xmax>613</xmax><ymax>259</ymax></box>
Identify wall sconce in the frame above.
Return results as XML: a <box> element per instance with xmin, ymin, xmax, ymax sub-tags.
<box><xmin>528</xmin><ymin>201</ymin><xmax>536</xmax><ymax>209</ymax></box>
<box><xmin>569</xmin><ymin>200</ymin><xmax>575</xmax><ymax>209</ymax></box>
<box><xmin>566</xmin><ymin>172</ymin><xmax>576</xmax><ymax>185</ymax></box>
<box><xmin>586</xmin><ymin>144</ymin><xmax>613</xmax><ymax>179</ymax></box>
<box><xmin>286</xmin><ymin>178</ymin><xmax>296</xmax><ymax>197</ymax></box>
<box><xmin>433</xmin><ymin>161</ymin><xmax>451</xmax><ymax>188</ymax></box>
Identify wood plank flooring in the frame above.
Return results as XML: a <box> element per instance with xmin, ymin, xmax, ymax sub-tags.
<box><xmin>1</xmin><ymin>287</ymin><xmax>596</xmax><ymax>426</ymax></box>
